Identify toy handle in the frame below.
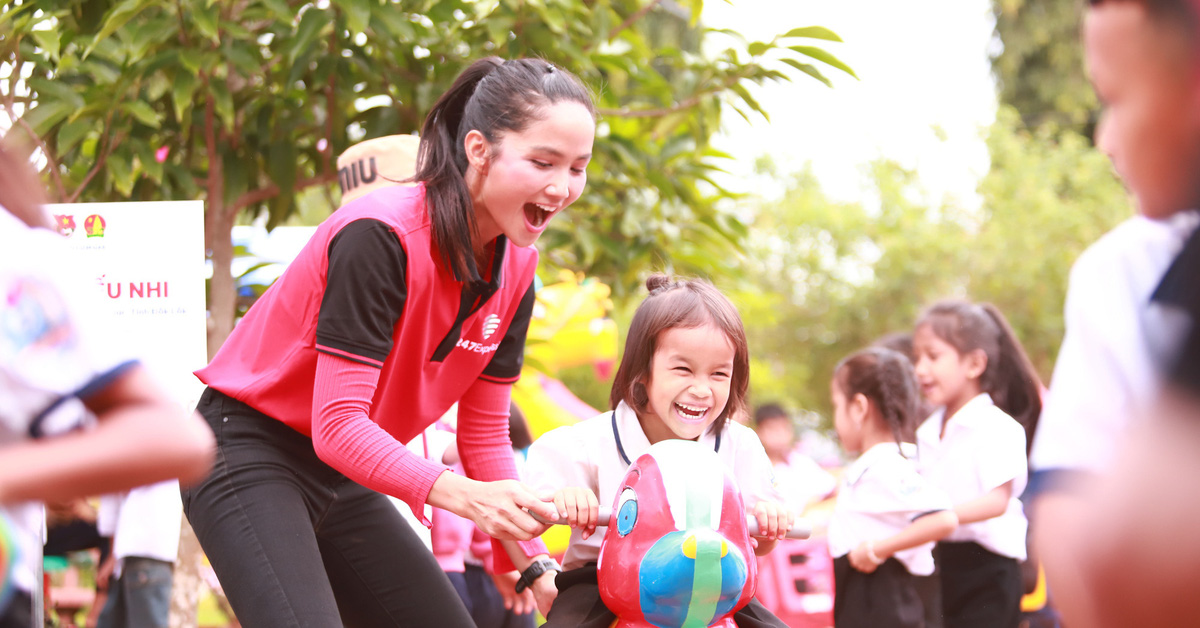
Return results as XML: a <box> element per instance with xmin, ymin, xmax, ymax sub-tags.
<box><xmin>530</xmin><ymin>508</ymin><xmax>812</xmax><ymax>540</ymax></box>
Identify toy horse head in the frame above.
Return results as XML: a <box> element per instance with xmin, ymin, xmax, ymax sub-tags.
<box><xmin>597</xmin><ymin>440</ymin><xmax>756</xmax><ymax>628</ymax></box>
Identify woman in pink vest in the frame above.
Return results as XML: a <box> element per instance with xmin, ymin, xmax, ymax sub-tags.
<box><xmin>184</xmin><ymin>57</ymin><xmax>596</xmax><ymax>627</ymax></box>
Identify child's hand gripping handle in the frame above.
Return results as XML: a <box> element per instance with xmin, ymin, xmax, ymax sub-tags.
<box><xmin>530</xmin><ymin>507</ymin><xmax>812</xmax><ymax>540</ymax></box>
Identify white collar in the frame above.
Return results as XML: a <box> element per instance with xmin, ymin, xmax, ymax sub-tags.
<box><xmin>611</xmin><ymin>400</ymin><xmax>722</xmax><ymax>466</ymax></box>
<box><xmin>844</xmin><ymin>442</ymin><xmax>907</xmax><ymax>486</ymax></box>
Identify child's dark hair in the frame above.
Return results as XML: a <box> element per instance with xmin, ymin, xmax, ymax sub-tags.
<box><xmin>754</xmin><ymin>402</ymin><xmax>790</xmax><ymax>428</ymax></box>
<box><xmin>609</xmin><ymin>274</ymin><xmax>750</xmax><ymax>435</ymax></box>
<box><xmin>415</xmin><ymin>57</ymin><xmax>596</xmax><ymax>282</ymax></box>
<box><xmin>917</xmin><ymin>301</ymin><xmax>1043</xmax><ymax>452</ymax></box>
<box><xmin>834</xmin><ymin>347</ymin><xmax>920</xmax><ymax>449</ymax></box>
<box><xmin>1087</xmin><ymin>0</ymin><xmax>1199</xmax><ymax>47</ymax></box>
<box><xmin>508</xmin><ymin>401</ymin><xmax>534</xmax><ymax>451</ymax></box>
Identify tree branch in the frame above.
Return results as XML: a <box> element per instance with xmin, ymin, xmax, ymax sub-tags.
<box><xmin>597</xmin><ymin>72</ymin><xmax>743</xmax><ymax>118</ymax></box>
<box><xmin>66</xmin><ymin>128</ymin><xmax>127</xmax><ymax>204</ymax></box>
<box><xmin>230</xmin><ymin>171</ymin><xmax>338</xmax><ymax>212</ymax></box>
<box><xmin>606</xmin><ymin>0</ymin><xmax>663</xmax><ymax>43</ymax></box>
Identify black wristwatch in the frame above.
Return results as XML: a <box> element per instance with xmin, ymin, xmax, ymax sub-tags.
<box><xmin>514</xmin><ymin>557</ymin><xmax>561</xmax><ymax>593</ymax></box>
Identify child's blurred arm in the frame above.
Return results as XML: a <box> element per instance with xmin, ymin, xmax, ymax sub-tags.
<box><xmin>953</xmin><ymin>481</ymin><xmax>1013</xmax><ymax>524</ymax></box>
<box><xmin>0</xmin><ymin>365</ymin><xmax>214</xmax><ymax>504</ymax></box>
<box><xmin>849</xmin><ymin>510</ymin><xmax>958</xmax><ymax>573</ymax></box>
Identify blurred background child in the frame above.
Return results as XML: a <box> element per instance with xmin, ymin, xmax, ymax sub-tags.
<box><xmin>913</xmin><ymin>301</ymin><xmax>1042</xmax><ymax>628</ymax></box>
<box><xmin>828</xmin><ymin>347</ymin><xmax>957</xmax><ymax>628</ymax></box>
<box><xmin>754</xmin><ymin>403</ymin><xmax>837</xmax><ymax>514</ymax></box>
<box><xmin>0</xmin><ymin>138</ymin><xmax>214</xmax><ymax>627</ymax></box>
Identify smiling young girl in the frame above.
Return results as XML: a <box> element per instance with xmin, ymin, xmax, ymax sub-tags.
<box><xmin>183</xmin><ymin>57</ymin><xmax>595</xmax><ymax>627</ymax></box>
<box><xmin>912</xmin><ymin>300</ymin><xmax>1042</xmax><ymax>628</ymax></box>
<box><xmin>525</xmin><ymin>274</ymin><xmax>794</xmax><ymax>627</ymax></box>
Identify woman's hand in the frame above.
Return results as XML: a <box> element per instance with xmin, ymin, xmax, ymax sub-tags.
<box><xmin>551</xmin><ymin>486</ymin><xmax>599</xmax><ymax>540</ymax></box>
<box><xmin>428</xmin><ymin>473</ymin><xmax>557</xmax><ymax>541</ymax></box>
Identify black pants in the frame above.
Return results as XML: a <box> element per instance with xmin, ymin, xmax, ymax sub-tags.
<box><xmin>0</xmin><ymin>591</ymin><xmax>31</xmax><ymax>628</ymax></box>
<box><xmin>447</xmin><ymin>564</ymin><xmax>535</xmax><ymax>628</ymax></box>
<box><xmin>833</xmin><ymin>555</ymin><xmax>925</xmax><ymax>628</ymax></box>
<box><xmin>182</xmin><ymin>388</ymin><xmax>474</xmax><ymax>628</ymax></box>
<box><xmin>542</xmin><ymin>564</ymin><xmax>787</xmax><ymax>628</ymax></box>
<box><xmin>935</xmin><ymin>542</ymin><xmax>1022</xmax><ymax>628</ymax></box>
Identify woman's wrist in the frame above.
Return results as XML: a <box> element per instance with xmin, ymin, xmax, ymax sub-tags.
<box><xmin>427</xmin><ymin>469</ymin><xmax>472</xmax><ymax>516</ymax></box>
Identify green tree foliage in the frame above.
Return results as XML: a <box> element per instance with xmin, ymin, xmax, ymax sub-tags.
<box><xmin>991</xmin><ymin>0</ymin><xmax>1098</xmax><ymax>135</ymax></box>
<box><xmin>733</xmin><ymin>107</ymin><xmax>1129</xmax><ymax>423</ymax></box>
<box><xmin>1</xmin><ymin>0</ymin><xmax>853</xmax><ymax>356</ymax></box>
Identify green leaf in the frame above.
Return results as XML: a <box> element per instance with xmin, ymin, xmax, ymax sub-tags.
<box><xmin>83</xmin><ymin>0</ymin><xmax>152</xmax><ymax>60</ymax></box>
<box><xmin>172</xmin><ymin>71</ymin><xmax>199</xmax><ymax>123</ymax></box>
<box><xmin>193</xmin><ymin>3</ymin><xmax>220</xmax><ymax>43</ymax></box>
<box><xmin>343</xmin><ymin>0</ymin><xmax>370</xmax><ymax>34</ymax></box>
<box><xmin>21</xmin><ymin>101</ymin><xmax>72</xmax><ymax>136</ymax></box>
<box><xmin>31</xmin><ymin>28</ymin><xmax>61</xmax><ymax>60</ymax></box>
<box><xmin>789</xmin><ymin>45</ymin><xmax>857</xmax><ymax>79</ymax></box>
<box><xmin>28</xmin><ymin>78</ymin><xmax>85</xmax><ymax>109</ymax></box>
<box><xmin>108</xmin><ymin>150</ymin><xmax>137</xmax><ymax>196</ymax></box>
<box><xmin>211</xmin><ymin>79</ymin><xmax>235</xmax><ymax>130</ymax></box>
<box><xmin>56</xmin><ymin>118</ymin><xmax>93</xmax><ymax>155</ymax></box>
<box><xmin>122</xmin><ymin>101</ymin><xmax>161</xmax><ymax>128</ymax></box>
<box><xmin>779</xmin><ymin>58</ymin><xmax>831</xmax><ymax>88</ymax></box>
<box><xmin>179</xmin><ymin>49</ymin><xmax>203</xmax><ymax>74</ymax></box>
<box><xmin>289</xmin><ymin>7</ymin><xmax>330</xmax><ymax>65</ymax></box>
<box><xmin>134</xmin><ymin>141</ymin><xmax>164</xmax><ymax>184</ymax></box>
<box><xmin>747</xmin><ymin>41</ymin><xmax>769</xmax><ymax>57</ymax></box>
<box><xmin>782</xmin><ymin>26</ymin><xmax>843</xmax><ymax>42</ymax></box>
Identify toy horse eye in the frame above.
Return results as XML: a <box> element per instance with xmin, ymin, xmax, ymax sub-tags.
<box><xmin>616</xmin><ymin>488</ymin><xmax>638</xmax><ymax>536</ymax></box>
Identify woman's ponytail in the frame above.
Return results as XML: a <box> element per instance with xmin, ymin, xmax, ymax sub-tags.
<box><xmin>415</xmin><ymin>57</ymin><xmax>504</xmax><ymax>283</ymax></box>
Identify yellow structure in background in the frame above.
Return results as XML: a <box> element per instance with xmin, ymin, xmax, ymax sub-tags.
<box><xmin>513</xmin><ymin>271</ymin><xmax>618</xmax><ymax>439</ymax></box>
<box><xmin>512</xmin><ymin>272</ymin><xmax>618</xmax><ymax>557</ymax></box>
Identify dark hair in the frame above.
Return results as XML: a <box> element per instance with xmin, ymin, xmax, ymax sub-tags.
<box><xmin>916</xmin><ymin>301</ymin><xmax>1043</xmax><ymax>452</ymax></box>
<box><xmin>754</xmin><ymin>402</ymin><xmax>790</xmax><ymax>427</ymax></box>
<box><xmin>609</xmin><ymin>274</ymin><xmax>751</xmax><ymax>436</ymax></box>
<box><xmin>507</xmin><ymin>402</ymin><xmax>534</xmax><ymax>451</ymax></box>
<box><xmin>415</xmin><ymin>57</ymin><xmax>596</xmax><ymax>282</ymax></box>
<box><xmin>834</xmin><ymin>347</ymin><xmax>920</xmax><ymax>450</ymax></box>
<box><xmin>1087</xmin><ymin>0</ymin><xmax>1200</xmax><ymax>47</ymax></box>
<box><xmin>0</xmin><ymin>138</ymin><xmax>52</xmax><ymax>230</ymax></box>
<box><xmin>873</xmin><ymin>332</ymin><xmax>916</xmax><ymax>364</ymax></box>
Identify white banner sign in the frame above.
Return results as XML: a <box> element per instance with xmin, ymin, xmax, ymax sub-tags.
<box><xmin>46</xmin><ymin>201</ymin><xmax>208</xmax><ymax>409</ymax></box>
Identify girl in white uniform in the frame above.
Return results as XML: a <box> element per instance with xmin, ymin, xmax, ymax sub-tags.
<box><xmin>828</xmin><ymin>347</ymin><xmax>958</xmax><ymax>628</ymax></box>
<box><xmin>912</xmin><ymin>301</ymin><xmax>1042</xmax><ymax>628</ymax></box>
<box><xmin>525</xmin><ymin>274</ymin><xmax>794</xmax><ymax>627</ymax></box>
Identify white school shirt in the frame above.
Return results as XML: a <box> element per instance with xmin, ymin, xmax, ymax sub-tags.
<box><xmin>916</xmin><ymin>394</ymin><xmax>1028</xmax><ymax>560</ymax></box>
<box><xmin>97</xmin><ymin>480</ymin><xmax>183</xmax><ymax>576</ymax></box>
<box><xmin>524</xmin><ymin>401</ymin><xmax>783</xmax><ymax>571</ymax></box>
<box><xmin>827</xmin><ymin>443</ymin><xmax>951</xmax><ymax>576</ymax></box>
<box><xmin>1031</xmin><ymin>211</ymin><xmax>1200</xmax><ymax>474</ymax></box>
<box><xmin>0</xmin><ymin>208</ymin><xmax>135</xmax><ymax>594</ymax></box>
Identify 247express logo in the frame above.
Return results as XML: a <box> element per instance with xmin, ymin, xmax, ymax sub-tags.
<box><xmin>455</xmin><ymin>314</ymin><xmax>502</xmax><ymax>355</ymax></box>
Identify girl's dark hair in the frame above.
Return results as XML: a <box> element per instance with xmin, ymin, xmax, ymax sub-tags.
<box><xmin>414</xmin><ymin>57</ymin><xmax>596</xmax><ymax>282</ymax></box>
<box><xmin>917</xmin><ymin>301</ymin><xmax>1044</xmax><ymax>452</ymax></box>
<box><xmin>609</xmin><ymin>274</ymin><xmax>750</xmax><ymax>437</ymax></box>
<box><xmin>835</xmin><ymin>347</ymin><xmax>920</xmax><ymax>450</ymax></box>
<box><xmin>0</xmin><ymin>138</ymin><xmax>52</xmax><ymax>230</ymax></box>
<box><xmin>507</xmin><ymin>402</ymin><xmax>534</xmax><ymax>451</ymax></box>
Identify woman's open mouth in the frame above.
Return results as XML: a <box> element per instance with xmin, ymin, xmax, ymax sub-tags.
<box><xmin>523</xmin><ymin>202</ymin><xmax>555</xmax><ymax>232</ymax></box>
